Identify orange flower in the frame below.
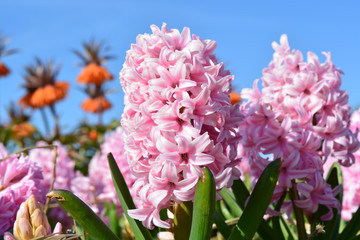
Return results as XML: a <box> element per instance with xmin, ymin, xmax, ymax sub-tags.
<box><xmin>88</xmin><ymin>129</ymin><xmax>98</xmax><ymax>140</ymax></box>
<box><xmin>20</xmin><ymin>59</ymin><xmax>69</xmax><ymax>109</ymax></box>
<box><xmin>0</xmin><ymin>61</ymin><xmax>10</xmax><ymax>77</ymax></box>
<box><xmin>77</xmin><ymin>63</ymin><xmax>113</xmax><ymax>85</ymax></box>
<box><xmin>229</xmin><ymin>92</ymin><xmax>241</xmax><ymax>105</ymax></box>
<box><xmin>11</xmin><ymin>122</ymin><xmax>35</xmax><ymax>138</ymax></box>
<box><xmin>20</xmin><ymin>82</ymin><xmax>69</xmax><ymax>108</ymax></box>
<box><xmin>81</xmin><ymin>96</ymin><xmax>112</xmax><ymax>114</ymax></box>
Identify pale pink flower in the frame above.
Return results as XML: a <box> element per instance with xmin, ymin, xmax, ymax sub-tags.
<box><xmin>71</xmin><ymin>127</ymin><xmax>133</xmax><ymax>220</ymax></box>
<box><xmin>29</xmin><ymin>141</ymin><xmax>75</xmax><ymax>191</ymax></box>
<box><xmin>238</xmin><ymin>35</ymin><xmax>359</xmax><ymax>220</ymax></box>
<box><xmin>324</xmin><ymin>109</ymin><xmax>360</xmax><ymax>221</ymax></box>
<box><xmin>0</xmin><ymin>144</ymin><xmax>46</xmax><ymax>235</ymax></box>
<box><xmin>29</xmin><ymin>141</ymin><xmax>75</xmax><ymax>229</ymax></box>
<box><xmin>120</xmin><ymin>23</ymin><xmax>241</xmax><ymax>229</ymax></box>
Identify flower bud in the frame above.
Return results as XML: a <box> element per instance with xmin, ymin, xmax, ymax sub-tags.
<box><xmin>13</xmin><ymin>195</ymin><xmax>51</xmax><ymax>240</ymax></box>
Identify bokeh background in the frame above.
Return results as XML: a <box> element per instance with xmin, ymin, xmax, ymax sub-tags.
<box><xmin>1</xmin><ymin>0</ymin><xmax>359</xmax><ymax>133</ymax></box>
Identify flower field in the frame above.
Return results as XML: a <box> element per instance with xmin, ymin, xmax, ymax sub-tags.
<box><xmin>0</xmin><ymin>23</ymin><xmax>360</xmax><ymax>240</ymax></box>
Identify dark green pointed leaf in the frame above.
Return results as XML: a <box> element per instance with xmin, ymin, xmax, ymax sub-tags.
<box><xmin>231</xmin><ymin>178</ymin><xmax>281</xmax><ymax>240</ymax></box>
<box><xmin>104</xmin><ymin>202</ymin><xmax>120</xmax><ymax>237</ymax></box>
<box><xmin>219</xmin><ymin>187</ymin><xmax>242</xmax><ymax>217</ymax></box>
<box><xmin>312</xmin><ymin>162</ymin><xmax>343</xmax><ymax>240</ymax></box>
<box><xmin>107</xmin><ymin>153</ymin><xmax>153</xmax><ymax>240</ymax></box>
<box><xmin>213</xmin><ymin>210</ymin><xmax>231</xmax><ymax>239</ymax></box>
<box><xmin>228</xmin><ymin>158</ymin><xmax>281</xmax><ymax>240</ymax></box>
<box><xmin>46</xmin><ymin>190</ymin><xmax>119</xmax><ymax>240</ymax></box>
<box><xmin>173</xmin><ymin>201</ymin><xmax>193</xmax><ymax>240</ymax></box>
<box><xmin>337</xmin><ymin>206</ymin><xmax>360</xmax><ymax>240</ymax></box>
<box><xmin>189</xmin><ymin>167</ymin><xmax>216</xmax><ymax>240</ymax></box>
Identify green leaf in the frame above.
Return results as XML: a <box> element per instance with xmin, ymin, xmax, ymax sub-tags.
<box><xmin>279</xmin><ymin>216</ymin><xmax>296</xmax><ymax>240</ymax></box>
<box><xmin>228</xmin><ymin>158</ymin><xmax>281</xmax><ymax>240</ymax></box>
<box><xmin>219</xmin><ymin>187</ymin><xmax>242</xmax><ymax>217</ymax></box>
<box><xmin>213</xmin><ymin>210</ymin><xmax>231</xmax><ymax>239</ymax></box>
<box><xmin>337</xmin><ymin>206</ymin><xmax>360</xmax><ymax>240</ymax></box>
<box><xmin>46</xmin><ymin>190</ymin><xmax>119</xmax><ymax>240</ymax></box>
<box><xmin>107</xmin><ymin>153</ymin><xmax>153</xmax><ymax>240</ymax></box>
<box><xmin>173</xmin><ymin>201</ymin><xmax>193</xmax><ymax>240</ymax></box>
<box><xmin>231</xmin><ymin>179</ymin><xmax>250</xmax><ymax>209</ymax></box>
<box><xmin>312</xmin><ymin>162</ymin><xmax>343</xmax><ymax>240</ymax></box>
<box><xmin>189</xmin><ymin>167</ymin><xmax>216</xmax><ymax>240</ymax></box>
<box><xmin>104</xmin><ymin>202</ymin><xmax>120</xmax><ymax>237</ymax></box>
<box><xmin>270</xmin><ymin>192</ymin><xmax>286</xmax><ymax>240</ymax></box>
<box><xmin>231</xmin><ymin>178</ymin><xmax>280</xmax><ymax>240</ymax></box>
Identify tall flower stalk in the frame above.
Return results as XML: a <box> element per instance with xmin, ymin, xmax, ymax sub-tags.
<box><xmin>74</xmin><ymin>39</ymin><xmax>114</xmax><ymax>125</ymax></box>
<box><xmin>19</xmin><ymin>58</ymin><xmax>69</xmax><ymax>137</ymax></box>
<box><xmin>0</xmin><ymin>33</ymin><xmax>17</xmax><ymax>78</ymax></box>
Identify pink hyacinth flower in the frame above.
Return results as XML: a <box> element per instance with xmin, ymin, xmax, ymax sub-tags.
<box><xmin>71</xmin><ymin>127</ymin><xmax>134</xmax><ymax>220</ymax></box>
<box><xmin>0</xmin><ymin>143</ymin><xmax>46</xmax><ymax>235</ymax></box>
<box><xmin>237</xmin><ymin>34</ymin><xmax>359</xmax><ymax>220</ymax></box>
<box><xmin>120</xmin><ymin>23</ymin><xmax>242</xmax><ymax>229</ymax></box>
<box><xmin>324</xmin><ymin>109</ymin><xmax>360</xmax><ymax>221</ymax></box>
<box><xmin>29</xmin><ymin>141</ymin><xmax>76</xmax><ymax>229</ymax></box>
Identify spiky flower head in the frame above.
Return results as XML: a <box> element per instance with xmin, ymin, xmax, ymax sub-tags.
<box><xmin>0</xmin><ymin>33</ymin><xmax>17</xmax><ymax>78</ymax></box>
<box><xmin>74</xmin><ymin>39</ymin><xmax>114</xmax><ymax>85</ymax></box>
<box><xmin>19</xmin><ymin>58</ymin><xmax>69</xmax><ymax>108</ymax></box>
<box><xmin>81</xmin><ymin>84</ymin><xmax>112</xmax><ymax>114</ymax></box>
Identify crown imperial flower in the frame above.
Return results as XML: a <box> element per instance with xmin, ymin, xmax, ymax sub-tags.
<box><xmin>120</xmin><ymin>23</ymin><xmax>242</xmax><ymax>229</ymax></box>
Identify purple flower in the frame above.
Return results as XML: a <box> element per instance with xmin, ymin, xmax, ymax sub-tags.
<box><xmin>0</xmin><ymin>144</ymin><xmax>46</xmax><ymax>235</ymax></box>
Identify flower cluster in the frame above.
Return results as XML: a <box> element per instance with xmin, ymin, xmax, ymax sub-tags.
<box><xmin>19</xmin><ymin>59</ymin><xmax>69</xmax><ymax>109</ymax></box>
<box><xmin>29</xmin><ymin>141</ymin><xmax>75</xmax><ymax>191</ymax></box>
<box><xmin>75</xmin><ymin>40</ymin><xmax>113</xmax><ymax>115</ymax></box>
<box><xmin>0</xmin><ymin>144</ymin><xmax>46</xmax><ymax>235</ymax></box>
<box><xmin>120</xmin><ymin>24</ymin><xmax>242</xmax><ymax>229</ymax></box>
<box><xmin>238</xmin><ymin>35</ymin><xmax>359</xmax><ymax>219</ymax></box>
<box><xmin>28</xmin><ymin>141</ymin><xmax>76</xmax><ymax>228</ymax></box>
<box><xmin>71</xmin><ymin>127</ymin><xmax>133</xmax><ymax>217</ymax></box>
<box><xmin>324</xmin><ymin>109</ymin><xmax>360</xmax><ymax>221</ymax></box>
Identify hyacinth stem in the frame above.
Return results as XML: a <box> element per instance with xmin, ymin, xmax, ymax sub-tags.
<box><xmin>0</xmin><ymin>144</ymin><xmax>56</xmax><ymax>162</ymax></box>
<box><xmin>173</xmin><ymin>201</ymin><xmax>193</xmax><ymax>239</ymax></box>
<box><xmin>49</xmin><ymin>104</ymin><xmax>60</xmax><ymax>137</ymax></box>
<box><xmin>44</xmin><ymin>145</ymin><xmax>58</xmax><ymax>213</ymax></box>
<box><xmin>98</xmin><ymin>112</ymin><xmax>103</xmax><ymax>126</ymax></box>
<box><xmin>189</xmin><ymin>167</ymin><xmax>216</xmax><ymax>240</ymax></box>
<box><xmin>290</xmin><ymin>180</ymin><xmax>307</xmax><ymax>240</ymax></box>
<box><xmin>40</xmin><ymin>108</ymin><xmax>50</xmax><ymax>136</ymax></box>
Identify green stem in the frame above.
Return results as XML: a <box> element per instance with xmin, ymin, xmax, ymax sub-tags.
<box><xmin>40</xmin><ymin>108</ymin><xmax>50</xmax><ymax>136</ymax></box>
<box><xmin>49</xmin><ymin>104</ymin><xmax>60</xmax><ymax>137</ymax></box>
<box><xmin>290</xmin><ymin>180</ymin><xmax>307</xmax><ymax>240</ymax></box>
<box><xmin>173</xmin><ymin>201</ymin><xmax>193</xmax><ymax>239</ymax></box>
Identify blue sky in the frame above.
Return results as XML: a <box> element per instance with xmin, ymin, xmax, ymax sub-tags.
<box><xmin>1</xmin><ymin>1</ymin><xmax>360</xmax><ymax>134</ymax></box>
